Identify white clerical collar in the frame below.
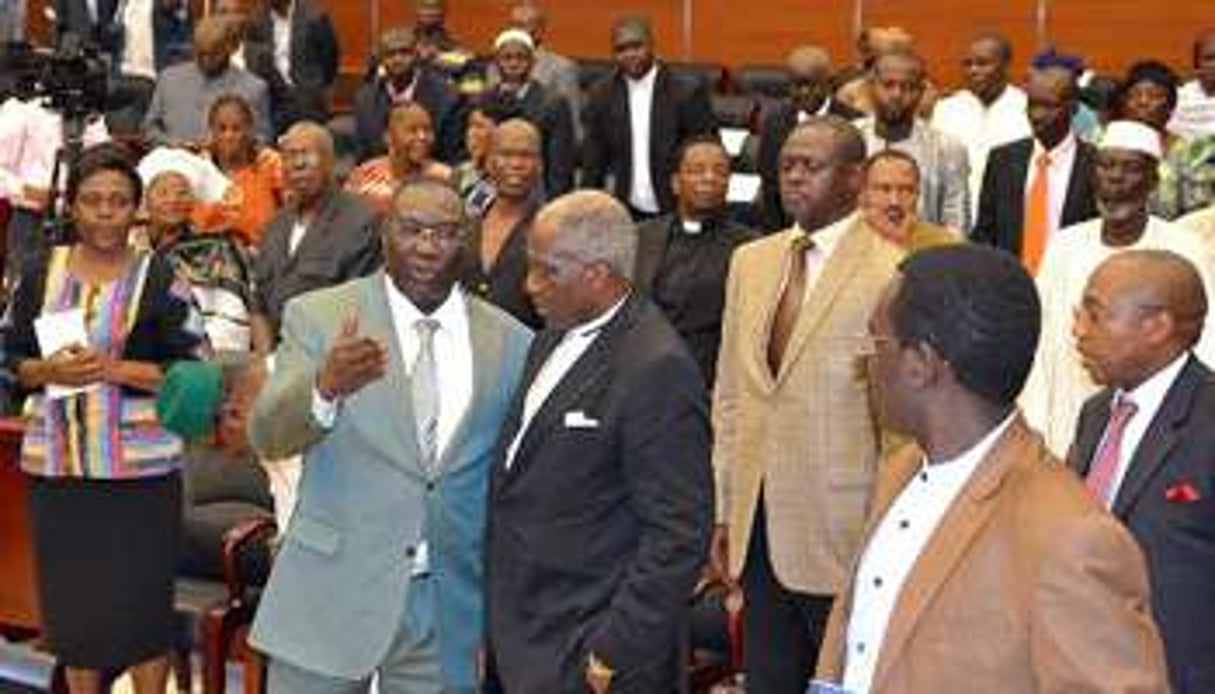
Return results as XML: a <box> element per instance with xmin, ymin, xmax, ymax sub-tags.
<box><xmin>681</xmin><ymin>219</ymin><xmax>703</xmax><ymax>235</ymax></box>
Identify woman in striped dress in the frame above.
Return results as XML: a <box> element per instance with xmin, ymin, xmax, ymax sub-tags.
<box><xmin>1</xmin><ymin>144</ymin><xmax>209</xmax><ymax>693</ymax></box>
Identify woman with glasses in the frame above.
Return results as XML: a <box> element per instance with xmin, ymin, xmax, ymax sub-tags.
<box><xmin>1</xmin><ymin>144</ymin><xmax>209</xmax><ymax>693</ymax></box>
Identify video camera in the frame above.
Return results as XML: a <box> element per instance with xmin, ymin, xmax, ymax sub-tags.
<box><xmin>0</xmin><ymin>32</ymin><xmax>111</xmax><ymax>118</ymax></box>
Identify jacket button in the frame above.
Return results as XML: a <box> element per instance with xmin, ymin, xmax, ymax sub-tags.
<box><xmin>406</xmin><ymin>546</ymin><xmax>416</xmax><ymax>558</ymax></box>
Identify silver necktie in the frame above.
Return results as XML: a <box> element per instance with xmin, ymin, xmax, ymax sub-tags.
<box><xmin>413</xmin><ymin>318</ymin><xmax>441</xmax><ymax>477</ymax></box>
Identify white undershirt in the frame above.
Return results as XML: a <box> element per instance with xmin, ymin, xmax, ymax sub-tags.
<box><xmin>287</xmin><ymin>220</ymin><xmax>307</xmax><ymax>256</ymax></box>
<box><xmin>119</xmin><ymin>0</ymin><xmax>157</xmax><ymax>79</ymax></box>
<box><xmin>626</xmin><ymin>66</ymin><xmax>659</xmax><ymax>213</ymax></box>
<box><xmin>504</xmin><ymin>295</ymin><xmax>627</xmax><ymax>468</ymax></box>
<box><xmin>1098</xmin><ymin>351</ymin><xmax>1189</xmax><ymax>508</ymax></box>
<box><xmin>842</xmin><ymin>413</ymin><xmax>1016</xmax><ymax>693</ymax></box>
<box><xmin>272</xmin><ymin>2</ymin><xmax>294</xmax><ymax>85</ymax></box>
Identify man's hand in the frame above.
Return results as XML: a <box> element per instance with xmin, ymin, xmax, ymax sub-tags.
<box><xmin>44</xmin><ymin>345</ymin><xmax>105</xmax><ymax>387</ymax></box>
<box><xmin>707</xmin><ymin>523</ymin><xmax>731</xmax><ymax>585</ymax></box>
<box><xmin>585</xmin><ymin>652</ymin><xmax>613</xmax><ymax>694</ymax></box>
<box><xmin>315</xmin><ymin>314</ymin><xmax>388</xmax><ymax>400</ymax></box>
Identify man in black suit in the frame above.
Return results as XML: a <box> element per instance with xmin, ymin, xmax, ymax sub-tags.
<box><xmin>635</xmin><ymin>136</ymin><xmax>758</xmax><ymax>386</ymax></box>
<box><xmin>755</xmin><ymin>45</ymin><xmax>861</xmax><ymax>231</ymax></box>
<box><xmin>482</xmin><ymin>28</ymin><xmax>575</xmax><ymax>198</ymax></box>
<box><xmin>352</xmin><ymin>27</ymin><xmax>464</xmax><ymax>164</ymax></box>
<box><xmin>582</xmin><ymin>16</ymin><xmax>717</xmax><ymax>219</ymax></box>
<box><xmin>1069</xmin><ymin>249</ymin><xmax>1215</xmax><ymax>694</ymax></box>
<box><xmin>251</xmin><ymin>122</ymin><xmax>381</xmax><ymax>350</ymax></box>
<box><xmin>973</xmin><ymin>63</ymin><xmax>1098</xmax><ymax>261</ymax></box>
<box><xmin>239</xmin><ymin>0</ymin><xmax>340</xmax><ymax>135</ymax></box>
<box><xmin>486</xmin><ymin>190</ymin><xmax>713</xmax><ymax>692</ymax></box>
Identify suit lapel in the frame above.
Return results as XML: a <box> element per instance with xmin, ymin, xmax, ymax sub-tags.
<box><xmin>1062</xmin><ymin>142</ymin><xmax>1096</xmax><ymax>225</ymax></box>
<box><xmin>284</xmin><ymin>189</ymin><xmax>340</xmax><ymax>271</ymax></box>
<box><xmin>775</xmin><ymin>219</ymin><xmax>866</xmax><ymax>384</ymax></box>
<box><xmin>491</xmin><ymin>328</ymin><xmax>561</xmax><ymax>498</ymax></box>
<box><xmin>634</xmin><ymin>216</ymin><xmax>672</xmax><ymax>293</ymax></box>
<box><xmin>347</xmin><ymin>275</ymin><xmax>423</xmax><ymax>474</ymax></box>
<box><xmin>503</xmin><ymin>295</ymin><xmax>641</xmax><ymax>485</ymax></box>
<box><xmin>871</xmin><ymin>419</ymin><xmax>1026</xmax><ymax>691</ymax></box>
<box><xmin>1113</xmin><ymin>357</ymin><xmax>1204</xmax><ymax>516</ymax></box>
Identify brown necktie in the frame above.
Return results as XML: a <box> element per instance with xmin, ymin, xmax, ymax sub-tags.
<box><xmin>768</xmin><ymin>234</ymin><xmax>811</xmax><ymax>375</ymax></box>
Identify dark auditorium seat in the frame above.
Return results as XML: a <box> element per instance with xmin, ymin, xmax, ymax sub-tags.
<box><xmin>733</xmin><ymin>64</ymin><xmax>790</xmax><ymax>100</ymax></box>
<box><xmin>575</xmin><ymin>57</ymin><xmax>617</xmax><ymax>92</ymax></box>
<box><xmin>666</xmin><ymin>61</ymin><xmax>727</xmax><ymax>93</ymax></box>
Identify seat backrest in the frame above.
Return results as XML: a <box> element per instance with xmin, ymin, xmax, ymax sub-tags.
<box><xmin>734</xmin><ymin>64</ymin><xmax>790</xmax><ymax>100</ymax></box>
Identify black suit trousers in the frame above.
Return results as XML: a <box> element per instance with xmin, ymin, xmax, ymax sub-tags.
<box><xmin>741</xmin><ymin>493</ymin><xmax>833</xmax><ymax>693</ymax></box>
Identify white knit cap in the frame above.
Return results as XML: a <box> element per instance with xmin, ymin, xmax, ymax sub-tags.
<box><xmin>493</xmin><ymin>28</ymin><xmax>535</xmax><ymax>52</ymax></box>
<box><xmin>1099</xmin><ymin>120</ymin><xmax>1164</xmax><ymax>160</ymax></box>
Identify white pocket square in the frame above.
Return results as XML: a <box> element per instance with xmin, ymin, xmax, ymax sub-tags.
<box><xmin>563</xmin><ymin>410</ymin><xmax>600</xmax><ymax>429</ymax></box>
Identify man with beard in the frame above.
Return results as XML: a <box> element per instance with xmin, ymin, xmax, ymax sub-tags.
<box><xmin>855</xmin><ymin>51</ymin><xmax>971</xmax><ymax>231</ymax></box>
<box><xmin>582</xmin><ymin>16</ymin><xmax>717</xmax><ymax>219</ymax></box>
<box><xmin>634</xmin><ymin>136</ymin><xmax>758</xmax><ymax>386</ymax></box>
<box><xmin>1021</xmin><ymin>119</ymin><xmax>1215</xmax><ymax>456</ymax></box>
<box><xmin>860</xmin><ymin>149</ymin><xmax>959</xmax><ymax>251</ymax></box>
<box><xmin>249</xmin><ymin>179</ymin><xmax>531</xmax><ymax>693</ymax></box>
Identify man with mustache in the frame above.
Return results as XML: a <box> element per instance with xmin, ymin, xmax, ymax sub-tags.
<box><xmin>860</xmin><ymin>149</ymin><xmax>960</xmax><ymax>252</ymax></box>
<box><xmin>1021</xmin><ymin>119</ymin><xmax>1215</xmax><ymax>456</ymax></box>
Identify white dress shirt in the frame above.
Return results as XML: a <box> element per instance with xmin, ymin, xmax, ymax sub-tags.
<box><xmin>842</xmin><ymin>413</ymin><xmax>1016</xmax><ymax>694</ymax></box>
<box><xmin>931</xmin><ymin>85</ymin><xmax>1031</xmax><ymax>205</ymax></box>
<box><xmin>626</xmin><ymin>66</ymin><xmax>659</xmax><ymax>213</ymax></box>
<box><xmin>272</xmin><ymin>2</ymin><xmax>294</xmax><ymax>85</ymax></box>
<box><xmin>788</xmin><ymin>211</ymin><xmax>856</xmax><ymax>304</ymax></box>
<box><xmin>1024</xmin><ymin>132</ymin><xmax>1079</xmax><ymax>247</ymax></box>
<box><xmin>1097</xmin><ymin>351</ymin><xmax>1189</xmax><ymax>508</ymax></box>
<box><xmin>312</xmin><ymin>281</ymin><xmax>473</xmax><ymax>463</ymax></box>
<box><xmin>119</xmin><ymin>0</ymin><xmax>157</xmax><ymax>79</ymax></box>
<box><xmin>505</xmin><ymin>295</ymin><xmax>627</xmax><ymax>468</ymax></box>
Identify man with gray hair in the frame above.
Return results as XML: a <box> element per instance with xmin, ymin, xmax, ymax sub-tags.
<box><xmin>485</xmin><ymin>190</ymin><xmax>713</xmax><ymax>692</ymax></box>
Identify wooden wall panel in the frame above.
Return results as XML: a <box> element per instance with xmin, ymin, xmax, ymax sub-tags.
<box><xmin>862</xmin><ymin>0</ymin><xmax>1040</xmax><ymax>91</ymax></box>
<box><xmin>690</xmin><ymin>0</ymin><xmax>856</xmax><ymax>69</ymax></box>
<box><xmin>1047</xmin><ymin>0</ymin><xmax>1208</xmax><ymax>76</ymax></box>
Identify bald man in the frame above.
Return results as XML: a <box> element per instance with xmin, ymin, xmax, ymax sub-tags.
<box><xmin>1069</xmin><ymin>250</ymin><xmax>1215</xmax><ymax>693</ymax></box>
<box><xmin>250</xmin><ymin>180</ymin><xmax>532</xmax><ymax>693</ymax></box>
<box><xmin>756</xmin><ymin>45</ymin><xmax>862</xmax><ymax>230</ymax></box>
<box><xmin>486</xmin><ymin>191</ymin><xmax>712</xmax><ymax>692</ymax></box>
<box><xmin>252</xmin><ymin>122</ymin><xmax>381</xmax><ymax>349</ymax></box>
<box><xmin>143</xmin><ymin>16</ymin><xmax>271</xmax><ymax>146</ymax></box>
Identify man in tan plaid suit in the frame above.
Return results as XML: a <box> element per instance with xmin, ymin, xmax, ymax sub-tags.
<box><xmin>711</xmin><ymin>115</ymin><xmax>903</xmax><ymax>692</ymax></box>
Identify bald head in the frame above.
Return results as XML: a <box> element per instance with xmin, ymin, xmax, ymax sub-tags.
<box><xmin>788</xmin><ymin>45</ymin><xmax>831</xmax><ymax>76</ymax></box>
<box><xmin>1102</xmin><ymin>251</ymin><xmax>1207</xmax><ymax>348</ymax></box>
<box><xmin>489</xmin><ymin>118</ymin><xmax>542</xmax><ymax>198</ymax></box>
<box><xmin>492</xmin><ymin>118</ymin><xmax>541</xmax><ymax>154</ymax></box>
<box><xmin>194</xmin><ymin>17</ymin><xmax>234</xmax><ymax>76</ymax></box>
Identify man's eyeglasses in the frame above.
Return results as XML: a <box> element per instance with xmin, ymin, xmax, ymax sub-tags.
<box><xmin>385</xmin><ymin>218</ymin><xmax>465</xmax><ymax>243</ymax></box>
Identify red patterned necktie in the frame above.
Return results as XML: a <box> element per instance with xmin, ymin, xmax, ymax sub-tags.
<box><xmin>1085</xmin><ymin>394</ymin><xmax>1138</xmax><ymax>507</ymax></box>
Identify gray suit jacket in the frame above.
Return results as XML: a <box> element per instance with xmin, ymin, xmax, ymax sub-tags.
<box><xmin>249</xmin><ymin>274</ymin><xmax>532</xmax><ymax>685</ymax></box>
<box><xmin>143</xmin><ymin>62</ymin><xmax>272</xmax><ymax>144</ymax></box>
<box><xmin>253</xmin><ymin>188</ymin><xmax>381</xmax><ymax>341</ymax></box>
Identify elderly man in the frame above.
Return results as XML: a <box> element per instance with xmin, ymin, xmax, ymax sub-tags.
<box><xmin>712</xmin><ymin>116</ymin><xmax>903</xmax><ymax>692</ymax></box>
<box><xmin>1070</xmin><ymin>250</ymin><xmax>1215</xmax><ymax>693</ymax></box>
<box><xmin>481</xmin><ymin>29</ymin><xmax>575</xmax><ymax>197</ymax></box>
<box><xmin>814</xmin><ymin>245</ymin><xmax>1168</xmax><ymax>693</ymax></box>
<box><xmin>143</xmin><ymin>16</ymin><xmax>271</xmax><ymax>146</ymax></box>
<box><xmin>855</xmin><ymin>51</ymin><xmax>971</xmax><ymax>231</ymax></box>
<box><xmin>756</xmin><ymin>46</ymin><xmax>860</xmax><ymax>230</ymax></box>
<box><xmin>249</xmin><ymin>179</ymin><xmax>532</xmax><ymax>693</ymax></box>
<box><xmin>931</xmin><ymin>34</ymin><xmax>1031</xmax><ymax>205</ymax></box>
<box><xmin>462</xmin><ymin>119</ymin><xmax>545</xmax><ymax>328</ymax></box>
<box><xmin>582</xmin><ymin>16</ymin><xmax>717</xmax><ymax>219</ymax></box>
<box><xmin>634</xmin><ymin>136</ymin><xmax>758</xmax><ymax>386</ymax></box>
<box><xmin>973</xmin><ymin>63</ymin><xmax>1099</xmax><ymax>270</ymax></box>
<box><xmin>352</xmin><ymin>27</ymin><xmax>464</xmax><ymax>163</ymax></box>
<box><xmin>486</xmin><ymin>190</ymin><xmax>713</xmax><ymax>692</ymax></box>
<box><xmin>1022</xmin><ymin>120</ymin><xmax>1215</xmax><ymax>456</ymax></box>
<box><xmin>861</xmin><ymin>149</ymin><xmax>959</xmax><ymax>251</ymax></box>
<box><xmin>251</xmin><ymin>122</ymin><xmax>381</xmax><ymax>350</ymax></box>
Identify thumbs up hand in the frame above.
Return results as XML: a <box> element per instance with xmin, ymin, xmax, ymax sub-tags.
<box><xmin>316</xmin><ymin>313</ymin><xmax>389</xmax><ymax>400</ymax></box>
